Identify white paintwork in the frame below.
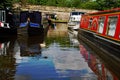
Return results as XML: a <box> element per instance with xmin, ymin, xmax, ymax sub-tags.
<box><xmin>68</xmin><ymin>12</ymin><xmax>85</xmax><ymax>30</ymax></box>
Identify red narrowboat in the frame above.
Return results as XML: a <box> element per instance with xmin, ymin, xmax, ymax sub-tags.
<box><xmin>78</xmin><ymin>8</ymin><xmax>120</xmax><ymax>56</ymax></box>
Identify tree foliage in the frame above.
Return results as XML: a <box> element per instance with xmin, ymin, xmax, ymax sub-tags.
<box><xmin>95</xmin><ymin>0</ymin><xmax>120</xmax><ymax>10</ymax></box>
<box><xmin>0</xmin><ymin>0</ymin><xmax>13</xmax><ymax>9</ymax></box>
<box><xmin>1</xmin><ymin>0</ymin><xmax>120</xmax><ymax>10</ymax></box>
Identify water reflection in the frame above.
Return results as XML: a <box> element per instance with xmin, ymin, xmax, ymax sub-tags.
<box><xmin>0</xmin><ymin>23</ymin><xmax>120</xmax><ymax>80</ymax></box>
<box><xmin>14</xmin><ymin>35</ymin><xmax>47</xmax><ymax>80</ymax></box>
<box><xmin>37</xmin><ymin>28</ymin><xmax>97</xmax><ymax>80</ymax></box>
<box><xmin>79</xmin><ymin>42</ymin><xmax>120</xmax><ymax>80</ymax></box>
<box><xmin>47</xmin><ymin>23</ymin><xmax>68</xmax><ymax>37</ymax></box>
<box><xmin>0</xmin><ymin>37</ymin><xmax>17</xmax><ymax>80</ymax></box>
<box><xmin>69</xmin><ymin>28</ymin><xmax>120</xmax><ymax>80</ymax></box>
<box><xmin>14</xmin><ymin>23</ymin><xmax>96</xmax><ymax>80</ymax></box>
<box><xmin>68</xmin><ymin>31</ymin><xmax>79</xmax><ymax>47</ymax></box>
<box><xmin>17</xmin><ymin>35</ymin><xmax>44</xmax><ymax>57</ymax></box>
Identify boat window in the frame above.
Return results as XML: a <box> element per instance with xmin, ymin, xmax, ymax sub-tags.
<box><xmin>2</xmin><ymin>11</ymin><xmax>5</xmax><ymax>22</ymax></box>
<box><xmin>98</xmin><ymin>17</ymin><xmax>105</xmax><ymax>33</ymax></box>
<box><xmin>0</xmin><ymin>10</ymin><xmax>6</xmax><ymax>22</ymax></box>
<box><xmin>89</xmin><ymin>18</ymin><xmax>93</xmax><ymax>28</ymax></box>
<box><xmin>71</xmin><ymin>12</ymin><xmax>85</xmax><ymax>15</ymax></box>
<box><xmin>107</xmin><ymin>16</ymin><xmax>118</xmax><ymax>37</ymax></box>
<box><xmin>78</xmin><ymin>12</ymin><xmax>85</xmax><ymax>15</ymax></box>
<box><xmin>0</xmin><ymin>11</ymin><xmax>1</xmax><ymax>21</ymax></box>
<box><xmin>83</xmin><ymin>17</ymin><xmax>87</xmax><ymax>22</ymax></box>
<box><xmin>0</xmin><ymin>11</ymin><xmax>2</xmax><ymax>22</ymax></box>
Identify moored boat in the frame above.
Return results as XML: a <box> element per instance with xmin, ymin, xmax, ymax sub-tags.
<box><xmin>0</xmin><ymin>9</ymin><xmax>17</xmax><ymax>36</ymax></box>
<box><xmin>78</xmin><ymin>8</ymin><xmax>120</xmax><ymax>56</ymax></box>
<box><xmin>68</xmin><ymin>11</ymin><xmax>85</xmax><ymax>30</ymax></box>
<box><xmin>18</xmin><ymin>11</ymin><xmax>44</xmax><ymax>36</ymax></box>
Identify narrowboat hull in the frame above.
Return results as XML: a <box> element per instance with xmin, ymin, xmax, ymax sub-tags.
<box><xmin>0</xmin><ymin>27</ymin><xmax>17</xmax><ymax>36</ymax></box>
<box><xmin>28</xmin><ymin>27</ymin><xmax>44</xmax><ymax>36</ymax></box>
<box><xmin>18</xmin><ymin>22</ymin><xmax>44</xmax><ymax>36</ymax></box>
<box><xmin>77</xmin><ymin>28</ymin><xmax>120</xmax><ymax>57</ymax></box>
<box><xmin>68</xmin><ymin>22</ymin><xmax>80</xmax><ymax>31</ymax></box>
<box><xmin>17</xmin><ymin>27</ymin><xmax>44</xmax><ymax>36</ymax></box>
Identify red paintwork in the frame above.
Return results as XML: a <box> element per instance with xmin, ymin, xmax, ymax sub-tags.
<box><xmin>0</xmin><ymin>22</ymin><xmax>2</xmax><ymax>27</ymax></box>
<box><xmin>80</xmin><ymin>8</ymin><xmax>120</xmax><ymax>41</ymax></box>
<box><xmin>0</xmin><ymin>44</ymin><xmax>1</xmax><ymax>48</ymax></box>
<box><xmin>79</xmin><ymin>44</ymin><xmax>119</xmax><ymax>80</ymax></box>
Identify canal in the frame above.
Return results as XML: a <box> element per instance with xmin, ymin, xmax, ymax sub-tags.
<box><xmin>0</xmin><ymin>23</ymin><xmax>120</xmax><ymax>80</ymax></box>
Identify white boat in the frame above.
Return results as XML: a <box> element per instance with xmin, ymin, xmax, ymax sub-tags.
<box><xmin>68</xmin><ymin>11</ymin><xmax>85</xmax><ymax>30</ymax></box>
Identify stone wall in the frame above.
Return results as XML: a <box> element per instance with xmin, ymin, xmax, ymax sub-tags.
<box><xmin>13</xmin><ymin>4</ymin><xmax>98</xmax><ymax>21</ymax></box>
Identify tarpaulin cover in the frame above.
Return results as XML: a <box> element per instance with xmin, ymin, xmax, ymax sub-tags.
<box><xmin>20</xmin><ymin>22</ymin><xmax>27</xmax><ymax>27</ymax></box>
<box><xmin>33</xmin><ymin>11</ymin><xmax>42</xmax><ymax>25</ymax></box>
<box><xmin>20</xmin><ymin>11</ymin><xmax>29</xmax><ymax>23</ymax></box>
<box><xmin>20</xmin><ymin>11</ymin><xmax>42</xmax><ymax>25</ymax></box>
<box><xmin>30</xmin><ymin>22</ymin><xmax>40</xmax><ymax>28</ymax></box>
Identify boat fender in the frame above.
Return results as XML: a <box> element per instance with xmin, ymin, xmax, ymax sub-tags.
<box><xmin>0</xmin><ymin>22</ymin><xmax>4</xmax><ymax>27</ymax></box>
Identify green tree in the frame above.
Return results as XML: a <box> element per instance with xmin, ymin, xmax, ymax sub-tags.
<box><xmin>20</xmin><ymin>0</ymin><xmax>28</xmax><ymax>6</ymax></box>
<box><xmin>0</xmin><ymin>0</ymin><xmax>13</xmax><ymax>9</ymax></box>
<box><xmin>80</xmin><ymin>1</ymin><xmax>98</xmax><ymax>10</ymax></box>
<box><xmin>55</xmin><ymin>0</ymin><xmax>65</xmax><ymax>7</ymax></box>
<box><xmin>46</xmin><ymin>0</ymin><xmax>56</xmax><ymax>6</ymax></box>
<box><xmin>72</xmin><ymin>0</ymin><xmax>82</xmax><ymax>8</ymax></box>
<box><xmin>95</xmin><ymin>0</ymin><xmax>120</xmax><ymax>10</ymax></box>
<box><xmin>10</xmin><ymin>0</ymin><xmax>120</xmax><ymax>10</ymax></box>
<box><xmin>28</xmin><ymin>0</ymin><xmax>37</xmax><ymax>4</ymax></box>
<box><xmin>39</xmin><ymin>0</ymin><xmax>48</xmax><ymax>5</ymax></box>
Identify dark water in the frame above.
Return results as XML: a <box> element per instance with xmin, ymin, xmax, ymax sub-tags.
<box><xmin>0</xmin><ymin>23</ymin><xmax>120</xmax><ymax>80</ymax></box>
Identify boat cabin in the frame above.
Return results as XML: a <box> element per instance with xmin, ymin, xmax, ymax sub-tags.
<box><xmin>18</xmin><ymin>11</ymin><xmax>44</xmax><ymax>36</ymax></box>
<box><xmin>80</xmin><ymin>8</ymin><xmax>120</xmax><ymax>41</ymax></box>
<box><xmin>0</xmin><ymin>10</ymin><xmax>6</xmax><ymax>23</ymax></box>
<box><xmin>69</xmin><ymin>11</ymin><xmax>85</xmax><ymax>22</ymax></box>
<box><xmin>0</xmin><ymin>9</ymin><xmax>18</xmax><ymax>36</ymax></box>
<box><xmin>19</xmin><ymin>11</ymin><xmax>42</xmax><ymax>28</ymax></box>
<box><xmin>68</xmin><ymin>11</ymin><xmax>85</xmax><ymax>30</ymax></box>
<box><xmin>0</xmin><ymin>9</ymin><xmax>15</xmax><ymax>28</ymax></box>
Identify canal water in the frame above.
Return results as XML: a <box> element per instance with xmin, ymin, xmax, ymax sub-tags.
<box><xmin>0</xmin><ymin>23</ymin><xmax>120</xmax><ymax>80</ymax></box>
